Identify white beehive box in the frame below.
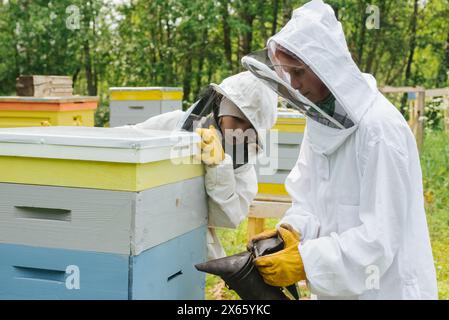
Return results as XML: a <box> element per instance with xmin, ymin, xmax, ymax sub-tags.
<box><xmin>109</xmin><ymin>87</ymin><xmax>183</xmax><ymax>127</ymax></box>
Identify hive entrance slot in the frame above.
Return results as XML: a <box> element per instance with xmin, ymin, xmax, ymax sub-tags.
<box><xmin>15</xmin><ymin>206</ymin><xmax>72</xmax><ymax>221</ymax></box>
<box><xmin>167</xmin><ymin>270</ymin><xmax>183</xmax><ymax>282</ymax></box>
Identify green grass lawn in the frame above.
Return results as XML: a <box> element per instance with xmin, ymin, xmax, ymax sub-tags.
<box><xmin>205</xmin><ymin>130</ymin><xmax>449</xmax><ymax>300</ymax></box>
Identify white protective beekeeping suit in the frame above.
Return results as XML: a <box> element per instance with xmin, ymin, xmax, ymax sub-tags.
<box><xmin>126</xmin><ymin>72</ymin><xmax>278</xmax><ymax>260</ymax></box>
<box><xmin>243</xmin><ymin>0</ymin><xmax>437</xmax><ymax>299</ymax></box>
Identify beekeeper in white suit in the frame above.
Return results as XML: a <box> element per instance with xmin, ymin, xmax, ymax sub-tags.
<box><xmin>126</xmin><ymin>71</ymin><xmax>278</xmax><ymax>260</ymax></box>
<box><xmin>244</xmin><ymin>0</ymin><xmax>437</xmax><ymax>299</ymax></box>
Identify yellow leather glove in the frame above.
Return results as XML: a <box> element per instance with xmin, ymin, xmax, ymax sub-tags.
<box><xmin>247</xmin><ymin>224</ymin><xmax>295</xmax><ymax>252</ymax></box>
<box><xmin>195</xmin><ymin>125</ymin><xmax>225</xmax><ymax>166</ymax></box>
<box><xmin>254</xmin><ymin>225</ymin><xmax>306</xmax><ymax>287</ymax></box>
<box><xmin>247</xmin><ymin>228</ymin><xmax>278</xmax><ymax>252</ymax></box>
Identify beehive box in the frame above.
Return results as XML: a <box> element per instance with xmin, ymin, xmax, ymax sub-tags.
<box><xmin>0</xmin><ymin>126</ymin><xmax>207</xmax><ymax>300</ymax></box>
<box><xmin>0</xmin><ymin>96</ymin><xmax>98</xmax><ymax>128</ymax></box>
<box><xmin>109</xmin><ymin>87</ymin><xmax>183</xmax><ymax>127</ymax></box>
<box><xmin>257</xmin><ymin>109</ymin><xmax>306</xmax><ymax>196</ymax></box>
<box><xmin>16</xmin><ymin>75</ymin><xmax>73</xmax><ymax>97</ymax></box>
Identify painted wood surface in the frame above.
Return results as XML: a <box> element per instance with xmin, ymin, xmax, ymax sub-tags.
<box><xmin>0</xmin><ymin>142</ymin><xmax>196</xmax><ymax>164</ymax></box>
<box><xmin>0</xmin><ymin>109</ymin><xmax>95</xmax><ymax>128</ymax></box>
<box><xmin>265</xmin><ymin>143</ymin><xmax>300</xmax><ymax>159</ymax></box>
<box><xmin>161</xmin><ymin>100</ymin><xmax>182</xmax><ymax>113</ymax></box>
<box><xmin>0</xmin><ymin>101</ymin><xmax>97</xmax><ymax>112</ymax></box>
<box><xmin>130</xmin><ymin>225</ymin><xmax>207</xmax><ymax>299</ymax></box>
<box><xmin>0</xmin><ymin>156</ymin><xmax>204</xmax><ymax>191</ymax></box>
<box><xmin>132</xmin><ymin>177</ymin><xmax>208</xmax><ymax>255</ymax></box>
<box><xmin>0</xmin><ymin>243</ymin><xmax>129</xmax><ymax>300</ymax></box>
<box><xmin>0</xmin><ymin>177</ymin><xmax>207</xmax><ymax>255</ymax></box>
<box><xmin>272</xmin><ymin>131</ymin><xmax>304</xmax><ymax>145</ymax></box>
<box><xmin>110</xmin><ymin>87</ymin><xmax>183</xmax><ymax>101</ymax></box>
<box><xmin>0</xmin><ymin>226</ymin><xmax>206</xmax><ymax>299</ymax></box>
<box><xmin>0</xmin><ymin>126</ymin><xmax>199</xmax><ymax>151</ymax></box>
<box><xmin>257</xmin><ymin>170</ymin><xmax>290</xmax><ymax>184</ymax></box>
<box><xmin>110</xmin><ymin>100</ymin><xmax>161</xmax><ymax>109</ymax></box>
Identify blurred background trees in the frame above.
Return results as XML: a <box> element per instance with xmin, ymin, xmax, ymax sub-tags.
<box><xmin>0</xmin><ymin>0</ymin><xmax>448</xmax><ymax>105</ymax></box>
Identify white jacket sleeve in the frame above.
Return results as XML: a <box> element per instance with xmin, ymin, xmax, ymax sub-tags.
<box><xmin>205</xmin><ymin>154</ymin><xmax>258</xmax><ymax>229</ymax></box>
<box><xmin>118</xmin><ymin>110</ymin><xmax>185</xmax><ymax>131</ymax></box>
<box><xmin>279</xmin><ymin>138</ymin><xmax>321</xmax><ymax>241</ymax></box>
<box><xmin>299</xmin><ymin>140</ymin><xmax>406</xmax><ymax>297</ymax></box>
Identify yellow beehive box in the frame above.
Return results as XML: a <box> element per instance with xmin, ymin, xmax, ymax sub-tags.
<box><xmin>0</xmin><ymin>96</ymin><xmax>98</xmax><ymax>128</ymax></box>
<box><xmin>0</xmin><ymin>126</ymin><xmax>203</xmax><ymax>192</ymax></box>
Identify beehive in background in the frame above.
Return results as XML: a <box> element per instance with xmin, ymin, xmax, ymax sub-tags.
<box><xmin>256</xmin><ymin>109</ymin><xmax>306</xmax><ymax>196</ymax></box>
<box><xmin>16</xmin><ymin>75</ymin><xmax>73</xmax><ymax>97</ymax></box>
<box><xmin>109</xmin><ymin>87</ymin><xmax>183</xmax><ymax>127</ymax></box>
<box><xmin>0</xmin><ymin>96</ymin><xmax>98</xmax><ymax>128</ymax></box>
<box><xmin>0</xmin><ymin>126</ymin><xmax>207</xmax><ymax>300</ymax></box>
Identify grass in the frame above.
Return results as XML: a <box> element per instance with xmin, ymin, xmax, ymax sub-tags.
<box><xmin>205</xmin><ymin>130</ymin><xmax>449</xmax><ymax>300</ymax></box>
<box><xmin>421</xmin><ymin>130</ymin><xmax>449</xmax><ymax>299</ymax></box>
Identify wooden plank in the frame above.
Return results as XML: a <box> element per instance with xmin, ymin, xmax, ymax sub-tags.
<box><xmin>249</xmin><ymin>200</ymin><xmax>291</xmax><ymax>219</ymax></box>
<box><xmin>247</xmin><ymin>193</ymin><xmax>292</xmax><ymax>240</ymax></box>
<box><xmin>247</xmin><ymin>217</ymin><xmax>266</xmax><ymax>241</ymax></box>
<box><xmin>416</xmin><ymin>90</ymin><xmax>426</xmax><ymax>152</ymax></box>
<box><xmin>441</xmin><ymin>97</ymin><xmax>447</xmax><ymax>134</ymax></box>
<box><xmin>425</xmin><ymin>88</ymin><xmax>449</xmax><ymax>97</ymax></box>
<box><xmin>380</xmin><ymin>86</ymin><xmax>425</xmax><ymax>94</ymax></box>
<box><xmin>255</xmin><ymin>193</ymin><xmax>292</xmax><ymax>202</ymax></box>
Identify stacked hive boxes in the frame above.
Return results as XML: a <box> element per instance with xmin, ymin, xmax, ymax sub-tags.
<box><xmin>0</xmin><ymin>96</ymin><xmax>98</xmax><ymax>128</ymax></box>
<box><xmin>0</xmin><ymin>126</ymin><xmax>207</xmax><ymax>299</ymax></box>
<box><xmin>109</xmin><ymin>87</ymin><xmax>183</xmax><ymax>127</ymax></box>
<box><xmin>257</xmin><ymin>109</ymin><xmax>306</xmax><ymax>196</ymax></box>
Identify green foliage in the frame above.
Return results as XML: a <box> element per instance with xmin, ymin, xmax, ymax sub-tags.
<box><xmin>421</xmin><ymin>130</ymin><xmax>449</xmax><ymax>300</ymax></box>
<box><xmin>0</xmin><ymin>0</ymin><xmax>448</xmax><ymax>108</ymax></box>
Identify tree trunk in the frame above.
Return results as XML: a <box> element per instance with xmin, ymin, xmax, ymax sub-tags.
<box><xmin>401</xmin><ymin>0</ymin><xmax>419</xmax><ymax>114</ymax></box>
<box><xmin>183</xmin><ymin>54</ymin><xmax>193</xmax><ymax>103</ymax></box>
<box><xmin>356</xmin><ymin>0</ymin><xmax>367</xmax><ymax>66</ymax></box>
<box><xmin>272</xmin><ymin>0</ymin><xmax>279</xmax><ymax>36</ymax></box>
<box><xmin>436</xmin><ymin>30</ymin><xmax>449</xmax><ymax>88</ymax></box>
<box><xmin>83</xmin><ymin>1</ymin><xmax>97</xmax><ymax>96</ymax></box>
<box><xmin>240</xmin><ymin>14</ymin><xmax>255</xmax><ymax>57</ymax></box>
<box><xmin>282</xmin><ymin>0</ymin><xmax>292</xmax><ymax>25</ymax></box>
<box><xmin>83</xmin><ymin>40</ymin><xmax>96</xmax><ymax>96</ymax></box>
<box><xmin>195</xmin><ymin>27</ymin><xmax>208</xmax><ymax>97</ymax></box>
<box><xmin>220</xmin><ymin>0</ymin><xmax>233</xmax><ymax>71</ymax></box>
<box><xmin>364</xmin><ymin>0</ymin><xmax>387</xmax><ymax>74</ymax></box>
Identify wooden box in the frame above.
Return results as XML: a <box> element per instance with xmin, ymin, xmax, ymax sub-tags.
<box><xmin>16</xmin><ymin>75</ymin><xmax>73</xmax><ymax>97</ymax></box>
